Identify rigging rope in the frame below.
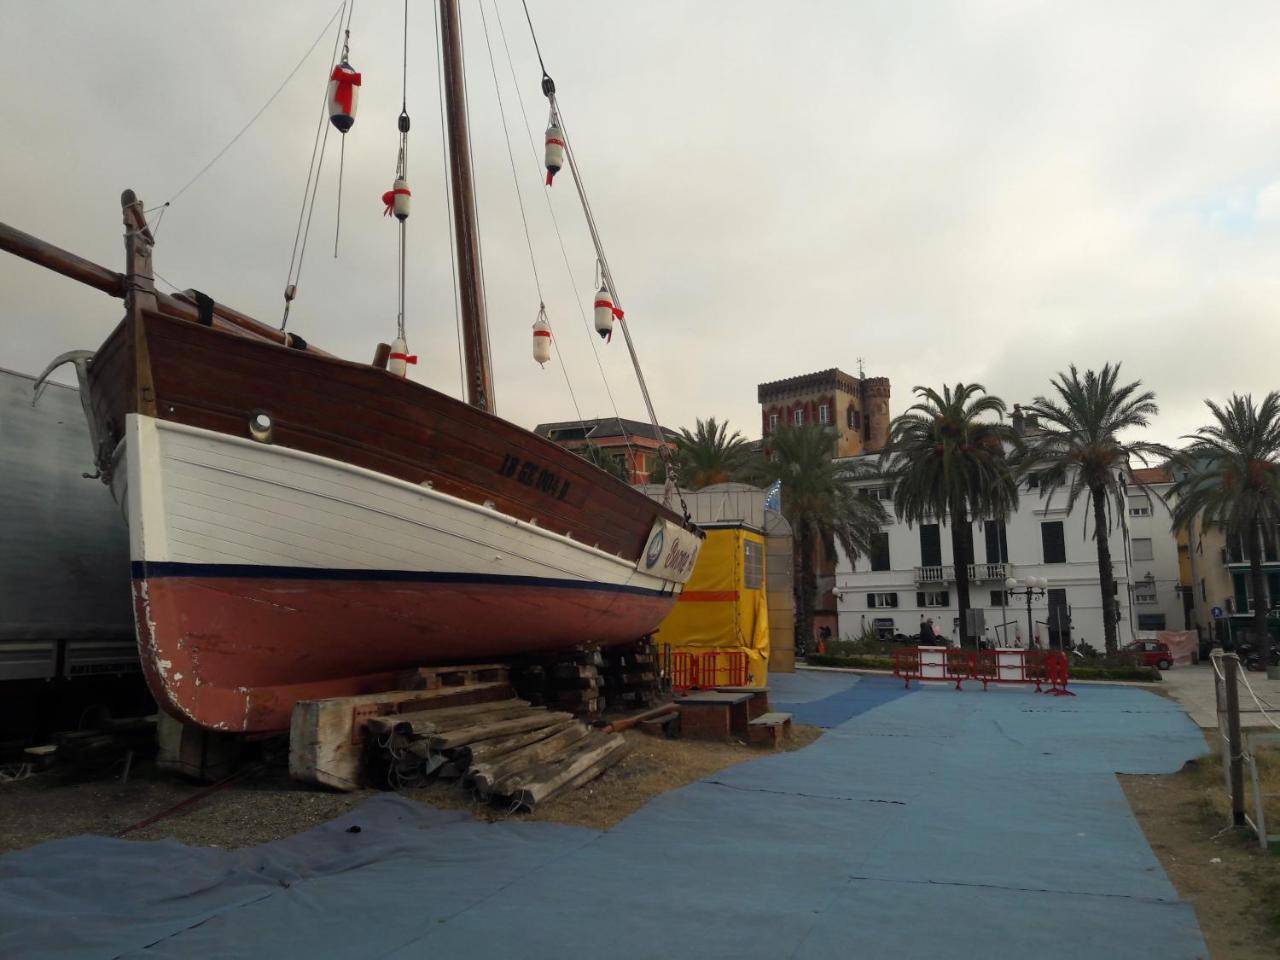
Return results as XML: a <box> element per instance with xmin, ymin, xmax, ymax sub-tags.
<box><xmin>519</xmin><ymin>0</ymin><xmax>550</xmax><ymax>81</ymax></box>
<box><xmin>281</xmin><ymin>1</ymin><xmax>348</xmax><ymax>330</ymax></box>
<box><xmin>491</xmin><ymin>0</ymin><xmax>637</xmax><ymax>470</ymax></box>
<box><xmin>477</xmin><ymin>1</ymin><xmax>589</xmax><ymax>438</ymax></box>
<box><xmin>1237</xmin><ymin>668</ymin><xmax>1280</xmax><ymax>731</ymax></box>
<box><xmin>519</xmin><ymin>1</ymin><xmax>688</xmax><ymax>512</ymax></box>
<box><xmin>163</xmin><ymin>0</ymin><xmax>346</xmax><ymax>208</ymax></box>
<box><xmin>432</xmin><ymin>0</ymin><xmax>466</xmax><ymax>397</ymax></box>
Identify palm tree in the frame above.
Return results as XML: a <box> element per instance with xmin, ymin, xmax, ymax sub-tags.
<box><xmin>748</xmin><ymin>425</ymin><xmax>887</xmax><ymax>651</ymax></box>
<box><xmin>1023</xmin><ymin>363</ymin><xmax>1169</xmax><ymax>656</ymax></box>
<box><xmin>1170</xmin><ymin>393</ymin><xmax>1280</xmax><ymax>652</ymax></box>
<box><xmin>881</xmin><ymin>383</ymin><xmax>1020</xmax><ymax>647</ymax></box>
<box><xmin>651</xmin><ymin>417</ymin><xmax>752</xmax><ymax>490</ymax></box>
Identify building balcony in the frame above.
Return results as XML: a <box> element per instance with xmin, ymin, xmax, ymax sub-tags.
<box><xmin>913</xmin><ymin>563</ymin><xmax>1013</xmax><ymax>584</ymax></box>
<box><xmin>914</xmin><ymin>565</ymin><xmax>954</xmax><ymax>583</ymax></box>
<box><xmin>969</xmin><ymin>562</ymin><xmax>1013</xmax><ymax>582</ymax></box>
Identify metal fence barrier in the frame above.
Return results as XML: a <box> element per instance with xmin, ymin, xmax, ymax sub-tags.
<box><xmin>670</xmin><ymin>650</ymin><xmax>748</xmax><ymax>692</ymax></box>
<box><xmin>893</xmin><ymin>646</ymin><xmax>1074</xmax><ymax>696</ymax></box>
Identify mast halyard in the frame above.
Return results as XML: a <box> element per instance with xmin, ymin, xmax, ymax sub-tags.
<box><xmin>439</xmin><ymin>0</ymin><xmax>496</xmax><ymax>413</ymax></box>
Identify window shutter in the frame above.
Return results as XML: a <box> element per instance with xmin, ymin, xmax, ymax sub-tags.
<box><xmin>941</xmin><ymin>591</ymin><xmax>950</xmax><ymax>606</ymax></box>
<box><xmin>916</xmin><ymin>592</ymin><xmax>925</xmax><ymax>607</ymax></box>
<box><xmin>868</xmin><ymin>594</ymin><xmax>877</xmax><ymax>609</ymax></box>
<box><xmin>1041</xmin><ymin>521</ymin><xmax>1066</xmax><ymax>564</ymax></box>
<box><xmin>888</xmin><ymin>593</ymin><xmax>899</xmax><ymax>608</ymax></box>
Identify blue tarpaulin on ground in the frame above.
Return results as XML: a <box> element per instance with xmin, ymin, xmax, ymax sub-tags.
<box><xmin>0</xmin><ymin>674</ymin><xmax>1211</xmax><ymax>959</ymax></box>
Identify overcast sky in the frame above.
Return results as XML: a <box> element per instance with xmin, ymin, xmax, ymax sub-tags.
<box><xmin>3</xmin><ymin>0</ymin><xmax>1279</xmax><ymax>449</ymax></box>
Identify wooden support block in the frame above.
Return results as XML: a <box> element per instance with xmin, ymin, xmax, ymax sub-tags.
<box><xmin>677</xmin><ymin>704</ymin><xmax>733</xmax><ymax>741</ymax></box>
<box><xmin>676</xmin><ymin>692</ymin><xmax>753</xmax><ymax>737</ymax></box>
<box><xmin>158</xmin><ymin>713</ymin><xmax>241</xmax><ymax>782</ymax></box>
<box><xmin>289</xmin><ymin>682</ymin><xmax>510</xmax><ymax>791</ymax></box>
<box><xmin>715</xmin><ymin>687</ymin><xmax>771</xmax><ymax>720</ymax></box>
<box><xmin>747</xmin><ymin>712</ymin><xmax>793</xmax><ymax>748</ymax></box>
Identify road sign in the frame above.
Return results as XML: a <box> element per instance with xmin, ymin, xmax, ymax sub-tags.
<box><xmin>1211</xmin><ymin>606</ymin><xmax>1225</xmax><ymax>620</ymax></box>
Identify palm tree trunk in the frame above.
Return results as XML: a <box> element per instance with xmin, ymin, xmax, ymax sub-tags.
<box><xmin>1248</xmin><ymin>522</ymin><xmax>1269</xmax><ymax>654</ymax></box>
<box><xmin>795</xmin><ymin>522</ymin><xmax>816</xmax><ymax>657</ymax></box>
<box><xmin>1092</xmin><ymin>487</ymin><xmax>1119</xmax><ymax>656</ymax></box>
<box><xmin>951</xmin><ymin>500</ymin><xmax>972</xmax><ymax>647</ymax></box>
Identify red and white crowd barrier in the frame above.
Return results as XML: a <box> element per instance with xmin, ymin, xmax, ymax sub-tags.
<box><xmin>671</xmin><ymin>649</ymin><xmax>748</xmax><ymax>692</ymax></box>
<box><xmin>893</xmin><ymin>646</ymin><xmax>1075</xmax><ymax>697</ymax></box>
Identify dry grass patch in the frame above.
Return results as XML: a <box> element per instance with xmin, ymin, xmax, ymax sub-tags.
<box><xmin>1121</xmin><ymin>735</ymin><xmax>1280</xmax><ymax>960</ymax></box>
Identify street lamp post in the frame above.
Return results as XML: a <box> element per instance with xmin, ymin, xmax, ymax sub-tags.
<box><xmin>1006</xmin><ymin>576</ymin><xmax>1049</xmax><ymax>648</ymax></box>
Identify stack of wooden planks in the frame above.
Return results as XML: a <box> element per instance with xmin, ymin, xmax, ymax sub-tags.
<box><xmin>549</xmin><ymin>656</ymin><xmax>603</xmax><ymax>715</ymax></box>
<box><xmin>599</xmin><ymin>639</ymin><xmax>660</xmax><ymax>710</ymax></box>
<box><xmin>367</xmin><ymin>698</ymin><xmax>628</xmax><ymax>811</ymax></box>
<box><xmin>513</xmin><ymin>650</ymin><xmax>605</xmax><ymax>716</ymax></box>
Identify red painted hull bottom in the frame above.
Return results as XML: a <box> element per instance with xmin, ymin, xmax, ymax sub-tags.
<box><xmin>132</xmin><ymin>576</ymin><xmax>674</xmax><ymax>732</ymax></box>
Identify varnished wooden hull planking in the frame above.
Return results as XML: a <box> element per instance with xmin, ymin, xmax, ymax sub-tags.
<box><xmin>92</xmin><ymin>308</ymin><xmax>684</xmax><ymax>559</ymax></box>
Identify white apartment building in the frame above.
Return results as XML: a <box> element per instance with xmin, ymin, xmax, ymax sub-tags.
<box><xmin>1121</xmin><ymin>467</ymin><xmax>1188</xmax><ymax>636</ymax></box>
<box><xmin>834</xmin><ymin>463</ymin><xmax>1143</xmax><ymax>650</ymax></box>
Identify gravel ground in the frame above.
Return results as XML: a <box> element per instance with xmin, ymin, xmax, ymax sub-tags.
<box><xmin>0</xmin><ymin>725</ymin><xmax>822</xmax><ymax>854</ymax></box>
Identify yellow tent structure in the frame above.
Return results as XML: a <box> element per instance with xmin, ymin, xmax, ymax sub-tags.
<box><xmin>655</xmin><ymin>523</ymin><xmax>770</xmax><ymax>687</ymax></box>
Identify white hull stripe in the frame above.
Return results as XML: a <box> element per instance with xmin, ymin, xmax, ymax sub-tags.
<box><xmin>122</xmin><ymin>414</ymin><xmax>680</xmax><ymax>596</ymax></box>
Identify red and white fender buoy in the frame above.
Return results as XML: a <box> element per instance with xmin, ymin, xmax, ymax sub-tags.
<box><xmin>532</xmin><ymin>315</ymin><xmax>552</xmax><ymax>366</ymax></box>
<box><xmin>593</xmin><ymin>283</ymin><xmax>622</xmax><ymax>340</ymax></box>
<box><xmin>382</xmin><ymin>177</ymin><xmax>411</xmax><ymax>220</ymax></box>
<box><xmin>388</xmin><ymin>336</ymin><xmax>417</xmax><ymax>378</ymax></box>
<box><xmin>544</xmin><ymin>118</ymin><xmax>565</xmax><ymax>186</ymax></box>
<box><xmin>328</xmin><ymin>61</ymin><xmax>362</xmax><ymax>133</ymax></box>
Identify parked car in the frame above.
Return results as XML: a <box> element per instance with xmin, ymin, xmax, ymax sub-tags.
<box><xmin>1124</xmin><ymin>641</ymin><xmax>1174</xmax><ymax>670</ymax></box>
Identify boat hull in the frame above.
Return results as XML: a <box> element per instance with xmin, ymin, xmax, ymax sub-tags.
<box><xmin>121</xmin><ymin>414</ymin><xmax>686</xmax><ymax>732</ymax></box>
<box><xmin>132</xmin><ymin>571</ymin><xmax>672</xmax><ymax>732</ymax></box>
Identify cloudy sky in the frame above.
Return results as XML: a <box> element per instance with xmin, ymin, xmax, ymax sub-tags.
<box><xmin>3</xmin><ymin>0</ymin><xmax>1279</xmax><ymax>448</ymax></box>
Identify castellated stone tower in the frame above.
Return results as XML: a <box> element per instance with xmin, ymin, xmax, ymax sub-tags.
<box><xmin>757</xmin><ymin>369</ymin><xmax>892</xmax><ymax>458</ymax></box>
<box><xmin>862</xmin><ymin>377</ymin><xmax>891</xmax><ymax>452</ymax></box>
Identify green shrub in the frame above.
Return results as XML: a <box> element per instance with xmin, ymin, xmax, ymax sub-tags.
<box><xmin>826</xmin><ymin>638</ymin><xmax>891</xmax><ymax>657</ymax></box>
<box><xmin>805</xmin><ymin>654</ymin><xmax>896</xmax><ymax>670</ymax></box>
<box><xmin>1069</xmin><ymin>665</ymin><xmax>1161</xmax><ymax>682</ymax></box>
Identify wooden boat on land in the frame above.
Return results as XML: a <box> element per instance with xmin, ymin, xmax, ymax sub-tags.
<box><xmin>1</xmin><ymin>0</ymin><xmax>701</xmax><ymax>733</ymax></box>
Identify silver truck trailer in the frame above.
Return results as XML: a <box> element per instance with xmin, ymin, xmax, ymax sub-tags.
<box><xmin>1</xmin><ymin>367</ymin><xmax>136</xmax><ymax>681</ymax></box>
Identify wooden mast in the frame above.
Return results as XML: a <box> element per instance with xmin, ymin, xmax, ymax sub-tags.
<box><xmin>439</xmin><ymin>0</ymin><xmax>495</xmax><ymax>413</ymax></box>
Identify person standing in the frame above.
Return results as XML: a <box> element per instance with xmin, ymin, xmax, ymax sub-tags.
<box><xmin>919</xmin><ymin>618</ymin><xmax>936</xmax><ymax>645</ymax></box>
